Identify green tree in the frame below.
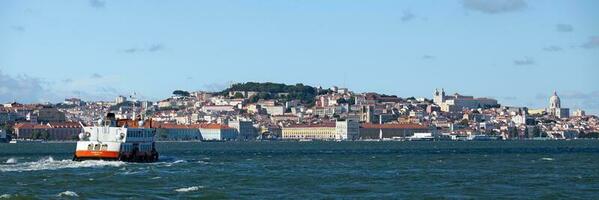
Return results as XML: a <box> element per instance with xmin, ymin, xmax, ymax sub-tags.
<box><xmin>336</xmin><ymin>98</ymin><xmax>348</xmax><ymax>104</ymax></box>
<box><xmin>457</xmin><ymin>119</ymin><xmax>469</xmax><ymax>126</ymax></box>
<box><xmin>233</xmin><ymin>92</ymin><xmax>244</xmax><ymax>99</ymax></box>
<box><xmin>173</xmin><ymin>90</ymin><xmax>190</xmax><ymax>97</ymax></box>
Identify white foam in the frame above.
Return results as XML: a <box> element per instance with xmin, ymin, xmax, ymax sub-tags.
<box><xmin>196</xmin><ymin>160</ymin><xmax>209</xmax><ymax>164</ymax></box>
<box><xmin>5</xmin><ymin>158</ymin><xmax>17</xmax><ymax>164</ymax></box>
<box><xmin>57</xmin><ymin>191</ymin><xmax>79</xmax><ymax>197</ymax></box>
<box><xmin>0</xmin><ymin>156</ymin><xmax>125</xmax><ymax>172</ymax></box>
<box><xmin>0</xmin><ymin>194</ymin><xmax>12</xmax><ymax>199</ymax></box>
<box><xmin>173</xmin><ymin>160</ymin><xmax>187</xmax><ymax>164</ymax></box>
<box><xmin>175</xmin><ymin>186</ymin><xmax>204</xmax><ymax>192</ymax></box>
<box><xmin>541</xmin><ymin>157</ymin><xmax>554</xmax><ymax>161</ymax></box>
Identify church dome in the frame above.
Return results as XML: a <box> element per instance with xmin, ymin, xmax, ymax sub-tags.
<box><xmin>549</xmin><ymin>91</ymin><xmax>561</xmax><ymax>109</ymax></box>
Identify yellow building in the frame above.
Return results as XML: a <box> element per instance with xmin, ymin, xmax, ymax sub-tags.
<box><xmin>528</xmin><ymin>109</ymin><xmax>546</xmax><ymax>115</ymax></box>
<box><xmin>282</xmin><ymin>123</ymin><xmax>337</xmax><ymax>140</ymax></box>
<box><xmin>282</xmin><ymin>120</ymin><xmax>359</xmax><ymax>140</ymax></box>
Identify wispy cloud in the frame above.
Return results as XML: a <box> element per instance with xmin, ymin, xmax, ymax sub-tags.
<box><xmin>123</xmin><ymin>43</ymin><xmax>166</xmax><ymax>54</ymax></box>
<box><xmin>148</xmin><ymin>44</ymin><xmax>165</xmax><ymax>52</ymax></box>
<box><xmin>581</xmin><ymin>36</ymin><xmax>599</xmax><ymax>49</ymax></box>
<box><xmin>124</xmin><ymin>48</ymin><xmax>141</xmax><ymax>54</ymax></box>
<box><xmin>555</xmin><ymin>24</ymin><xmax>573</xmax><ymax>32</ymax></box>
<box><xmin>513</xmin><ymin>57</ymin><xmax>534</xmax><ymax>65</ymax></box>
<box><xmin>401</xmin><ymin>11</ymin><xmax>415</xmax><ymax>22</ymax></box>
<box><xmin>10</xmin><ymin>25</ymin><xmax>25</xmax><ymax>32</ymax></box>
<box><xmin>62</xmin><ymin>78</ymin><xmax>73</xmax><ymax>83</ymax></box>
<box><xmin>422</xmin><ymin>55</ymin><xmax>435</xmax><ymax>60</ymax></box>
<box><xmin>91</xmin><ymin>73</ymin><xmax>103</xmax><ymax>79</ymax></box>
<box><xmin>543</xmin><ymin>46</ymin><xmax>563</xmax><ymax>52</ymax></box>
<box><xmin>89</xmin><ymin>0</ymin><xmax>106</xmax><ymax>9</ymax></box>
<box><xmin>462</xmin><ymin>0</ymin><xmax>527</xmax><ymax>14</ymax></box>
<box><xmin>0</xmin><ymin>70</ymin><xmax>46</xmax><ymax>103</ymax></box>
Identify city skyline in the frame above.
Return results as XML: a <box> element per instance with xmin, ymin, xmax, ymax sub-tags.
<box><xmin>1</xmin><ymin>0</ymin><xmax>598</xmax><ymax>114</ymax></box>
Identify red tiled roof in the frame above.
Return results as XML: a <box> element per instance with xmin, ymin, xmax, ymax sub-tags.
<box><xmin>48</xmin><ymin>122</ymin><xmax>82</xmax><ymax>128</ymax></box>
<box><xmin>156</xmin><ymin>123</ymin><xmax>198</xmax><ymax>129</ymax></box>
<box><xmin>197</xmin><ymin>123</ymin><xmax>231</xmax><ymax>129</ymax></box>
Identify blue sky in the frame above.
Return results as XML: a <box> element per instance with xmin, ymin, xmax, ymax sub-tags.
<box><xmin>1</xmin><ymin>0</ymin><xmax>598</xmax><ymax>113</ymax></box>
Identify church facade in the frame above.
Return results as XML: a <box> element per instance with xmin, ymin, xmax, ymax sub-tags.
<box><xmin>547</xmin><ymin>91</ymin><xmax>569</xmax><ymax>118</ymax></box>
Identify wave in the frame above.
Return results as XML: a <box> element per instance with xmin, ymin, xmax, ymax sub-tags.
<box><xmin>57</xmin><ymin>191</ymin><xmax>79</xmax><ymax>197</ymax></box>
<box><xmin>0</xmin><ymin>194</ymin><xmax>12</xmax><ymax>199</ymax></box>
<box><xmin>174</xmin><ymin>186</ymin><xmax>204</xmax><ymax>193</ymax></box>
<box><xmin>540</xmin><ymin>157</ymin><xmax>554</xmax><ymax>161</ymax></box>
<box><xmin>5</xmin><ymin>158</ymin><xmax>17</xmax><ymax>164</ymax></box>
<box><xmin>0</xmin><ymin>156</ymin><xmax>125</xmax><ymax>172</ymax></box>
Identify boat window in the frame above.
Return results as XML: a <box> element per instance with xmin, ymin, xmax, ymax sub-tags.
<box><xmin>87</xmin><ymin>144</ymin><xmax>93</xmax><ymax>150</ymax></box>
<box><xmin>94</xmin><ymin>144</ymin><xmax>100</xmax><ymax>151</ymax></box>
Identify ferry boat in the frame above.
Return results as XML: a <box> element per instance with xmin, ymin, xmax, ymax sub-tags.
<box><xmin>73</xmin><ymin>114</ymin><xmax>158</xmax><ymax>162</ymax></box>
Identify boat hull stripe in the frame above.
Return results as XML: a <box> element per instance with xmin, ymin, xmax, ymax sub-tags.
<box><xmin>75</xmin><ymin>150</ymin><xmax>120</xmax><ymax>158</ymax></box>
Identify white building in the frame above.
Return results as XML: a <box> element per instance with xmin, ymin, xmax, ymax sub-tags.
<box><xmin>229</xmin><ymin>120</ymin><xmax>257</xmax><ymax>140</ymax></box>
<box><xmin>433</xmin><ymin>89</ymin><xmax>498</xmax><ymax>112</ymax></box>
<box><xmin>263</xmin><ymin>105</ymin><xmax>285</xmax><ymax>115</ymax></box>
<box><xmin>573</xmin><ymin>109</ymin><xmax>585</xmax><ymax>117</ymax></box>
<box><xmin>547</xmin><ymin>91</ymin><xmax>569</xmax><ymax>118</ymax></box>
<box><xmin>115</xmin><ymin>95</ymin><xmax>127</xmax><ymax>104</ymax></box>
<box><xmin>335</xmin><ymin>119</ymin><xmax>360</xmax><ymax>140</ymax></box>
<box><xmin>201</xmin><ymin>105</ymin><xmax>235</xmax><ymax>113</ymax></box>
<box><xmin>199</xmin><ymin>124</ymin><xmax>237</xmax><ymax>140</ymax></box>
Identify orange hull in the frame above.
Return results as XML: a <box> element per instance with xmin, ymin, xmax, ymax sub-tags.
<box><xmin>75</xmin><ymin>150</ymin><xmax>120</xmax><ymax>159</ymax></box>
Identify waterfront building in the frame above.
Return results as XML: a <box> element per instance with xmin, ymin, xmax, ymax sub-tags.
<box><xmin>282</xmin><ymin>123</ymin><xmax>336</xmax><ymax>140</ymax></box>
<box><xmin>359</xmin><ymin>123</ymin><xmax>431</xmax><ymax>139</ymax></box>
<box><xmin>229</xmin><ymin>120</ymin><xmax>257</xmax><ymax>140</ymax></box>
<box><xmin>335</xmin><ymin>119</ymin><xmax>360</xmax><ymax>140</ymax></box>
<box><xmin>199</xmin><ymin>124</ymin><xmax>237</xmax><ymax>140</ymax></box>
<box><xmin>281</xmin><ymin>120</ymin><xmax>358</xmax><ymax>140</ymax></box>
<box><xmin>154</xmin><ymin>123</ymin><xmax>201</xmax><ymax>141</ymax></box>
<box><xmin>13</xmin><ymin>122</ymin><xmax>82</xmax><ymax>140</ymax></box>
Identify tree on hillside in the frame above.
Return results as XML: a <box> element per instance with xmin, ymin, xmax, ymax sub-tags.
<box><xmin>173</xmin><ymin>90</ymin><xmax>190</xmax><ymax>97</ymax></box>
<box><xmin>233</xmin><ymin>92</ymin><xmax>244</xmax><ymax>99</ymax></box>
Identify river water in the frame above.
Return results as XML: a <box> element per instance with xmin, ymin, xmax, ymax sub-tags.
<box><xmin>1</xmin><ymin>141</ymin><xmax>598</xmax><ymax>199</ymax></box>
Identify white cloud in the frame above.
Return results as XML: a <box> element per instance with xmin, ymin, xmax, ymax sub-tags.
<box><xmin>462</xmin><ymin>0</ymin><xmax>527</xmax><ymax>14</ymax></box>
<box><xmin>0</xmin><ymin>70</ymin><xmax>46</xmax><ymax>103</ymax></box>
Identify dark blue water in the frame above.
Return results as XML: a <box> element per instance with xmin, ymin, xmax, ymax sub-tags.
<box><xmin>1</xmin><ymin>141</ymin><xmax>598</xmax><ymax>199</ymax></box>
